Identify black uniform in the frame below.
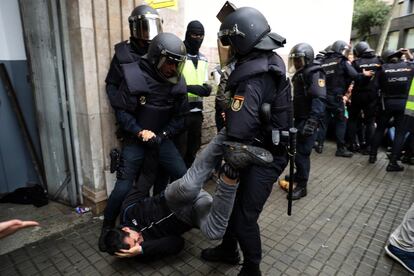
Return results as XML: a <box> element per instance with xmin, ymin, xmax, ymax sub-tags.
<box><xmin>319</xmin><ymin>52</ymin><xmax>361</xmax><ymax>153</ymax></box>
<box><xmin>219</xmin><ymin>51</ymin><xmax>291</xmax><ymax>266</ymax></box>
<box><xmin>348</xmin><ymin>53</ymin><xmax>382</xmax><ymax>151</ymax></box>
<box><xmin>103</xmin><ymin>41</ymin><xmax>188</xmax><ymax>225</ymax></box>
<box><xmin>292</xmin><ymin>63</ymin><xmax>326</xmax><ymax>192</ymax></box>
<box><xmin>370</xmin><ymin>60</ymin><xmax>414</xmax><ymax>165</ymax></box>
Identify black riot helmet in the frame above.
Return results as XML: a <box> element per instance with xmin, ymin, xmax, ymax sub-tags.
<box><xmin>129</xmin><ymin>5</ymin><xmax>163</xmax><ymax>42</ymax></box>
<box><xmin>381</xmin><ymin>49</ymin><xmax>403</xmax><ymax>63</ymax></box>
<box><xmin>353</xmin><ymin>41</ymin><xmax>374</xmax><ymax>58</ymax></box>
<box><xmin>331</xmin><ymin>40</ymin><xmax>351</xmax><ymax>58</ymax></box>
<box><xmin>288</xmin><ymin>43</ymin><xmax>314</xmax><ymax>74</ymax></box>
<box><xmin>218</xmin><ymin>7</ymin><xmax>285</xmax><ymax>56</ymax></box>
<box><xmin>146</xmin><ymin>32</ymin><xmax>187</xmax><ymax>84</ymax></box>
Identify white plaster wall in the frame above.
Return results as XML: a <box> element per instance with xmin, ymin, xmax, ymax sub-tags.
<box><xmin>0</xmin><ymin>0</ymin><xmax>26</xmax><ymax>60</ymax></box>
<box><xmin>184</xmin><ymin>0</ymin><xmax>355</xmax><ymax>56</ymax></box>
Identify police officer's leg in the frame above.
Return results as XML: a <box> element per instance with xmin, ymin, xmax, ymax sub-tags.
<box><xmin>99</xmin><ymin>143</ymin><xmax>144</xmax><ymax>251</ymax></box>
<box><xmin>164</xmin><ymin>131</ymin><xmax>226</xmax><ymax>209</ymax></box>
<box><xmin>387</xmin><ymin>113</ymin><xmax>408</xmax><ymax>171</ymax></box>
<box><xmin>185</xmin><ymin>112</ymin><xmax>203</xmax><ymax>167</ymax></box>
<box><xmin>315</xmin><ymin>108</ymin><xmax>330</xmax><ymax>153</ymax></box>
<box><xmin>232</xmin><ymin>157</ymin><xmax>287</xmax><ymax>272</ymax></box>
<box><xmin>158</xmin><ymin>139</ymin><xmax>187</xmax><ymax>181</ymax></box>
<box><xmin>370</xmin><ymin>111</ymin><xmax>392</xmax><ymax>163</ymax></box>
<box><xmin>334</xmin><ymin>102</ymin><xmax>353</xmax><ymax>157</ymax></box>
<box><xmin>362</xmin><ymin>97</ymin><xmax>378</xmax><ymax>153</ymax></box>
<box><xmin>292</xmin><ymin>132</ymin><xmax>316</xmax><ymax>200</ymax></box>
<box><xmin>347</xmin><ymin>99</ymin><xmax>362</xmax><ymax>151</ymax></box>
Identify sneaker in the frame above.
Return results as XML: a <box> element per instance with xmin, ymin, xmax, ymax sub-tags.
<box><xmin>385</xmin><ymin>244</ymin><xmax>414</xmax><ymax>274</ymax></box>
<box><xmin>222</xmin><ymin>141</ymin><xmax>273</xmax><ymax>169</ymax></box>
<box><xmin>278</xmin><ymin>179</ymin><xmax>296</xmax><ymax>192</ymax></box>
<box><xmin>201</xmin><ymin>244</ymin><xmax>240</xmax><ymax>265</ymax></box>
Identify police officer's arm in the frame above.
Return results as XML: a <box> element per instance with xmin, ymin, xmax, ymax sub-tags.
<box><xmin>115</xmin><ymin>109</ymin><xmax>142</xmax><ymax>136</ymax></box>
<box><xmin>307</xmin><ymin>72</ymin><xmax>326</xmax><ymax>120</ymax></box>
<box><xmin>187</xmin><ymin>84</ymin><xmax>212</xmax><ymax>97</ymax></box>
<box><xmin>344</xmin><ymin>60</ymin><xmax>373</xmax><ymax>82</ymax></box>
<box><xmin>226</xmin><ymin>77</ymin><xmax>264</xmax><ymax>142</ymax></box>
<box><xmin>106</xmin><ymin>55</ymin><xmax>124</xmax><ymax>108</ymax></box>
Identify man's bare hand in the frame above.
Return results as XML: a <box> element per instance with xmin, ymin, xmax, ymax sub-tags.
<box><xmin>115</xmin><ymin>244</ymin><xmax>142</xmax><ymax>258</ymax></box>
<box><xmin>0</xmin><ymin>219</ymin><xmax>39</xmax><ymax>239</ymax></box>
<box><xmin>362</xmin><ymin>69</ymin><xmax>374</xmax><ymax>77</ymax></box>
<box><xmin>138</xmin><ymin>130</ymin><xmax>156</xmax><ymax>142</ymax></box>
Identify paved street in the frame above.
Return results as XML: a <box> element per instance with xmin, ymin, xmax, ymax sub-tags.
<box><xmin>0</xmin><ymin>141</ymin><xmax>413</xmax><ymax>276</ymax></box>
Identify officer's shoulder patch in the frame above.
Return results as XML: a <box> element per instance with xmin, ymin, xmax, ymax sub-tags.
<box><xmin>231</xmin><ymin>95</ymin><xmax>244</xmax><ymax>112</ymax></box>
<box><xmin>318</xmin><ymin>79</ymin><xmax>325</xmax><ymax>87</ymax></box>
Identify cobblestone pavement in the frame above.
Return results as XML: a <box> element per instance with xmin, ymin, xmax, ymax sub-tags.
<box><xmin>0</xmin><ymin>142</ymin><xmax>413</xmax><ymax>276</ymax></box>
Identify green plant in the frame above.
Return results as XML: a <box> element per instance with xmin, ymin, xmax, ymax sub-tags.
<box><xmin>352</xmin><ymin>0</ymin><xmax>391</xmax><ymax>39</ymax></box>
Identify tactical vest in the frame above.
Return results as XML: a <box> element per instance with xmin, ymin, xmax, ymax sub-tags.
<box><xmin>293</xmin><ymin>64</ymin><xmax>324</xmax><ymax>119</ymax></box>
<box><xmin>321</xmin><ymin>55</ymin><xmax>347</xmax><ymax>95</ymax></box>
<box><xmin>112</xmin><ymin>42</ymin><xmax>185</xmax><ymax>133</ymax></box>
<box><xmin>225</xmin><ymin>53</ymin><xmax>292</xmax><ymax>145</ymax></box>
<box><xmin>352</xmin><ymin>55</ymin><xmax>381</xmax><ymax>93</ymax></box>
<box><xmin>405</xmin><ymin>80</ymin><xmax>414</xmax><ymax>117</ymax></box>
<box><xmin>182</xmin><ymin>55</ymin><xmax>208</xmax><ymax>103</ymax></box>
<box><xmin>381</xmin><ymin>62</ymin><xmax>413</xmax><ymax>99</ymax></box>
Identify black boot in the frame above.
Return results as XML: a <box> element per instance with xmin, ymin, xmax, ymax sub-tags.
<box><xmin>368</xmin><ymin>154</ymin><xmax>377</xmax><ymax>164</ymax></box>
<box><xmin>401</xmin><ymin>155</ymin><xmax>414</xmax><ymax>165</ymax></box>
<box><xmin>335</xmin><ymin>147</ymin><xmax>353</xmax><ymax>157</ymax></box>
<box><xmin>222</xmin><ymin>141</ymin><xmax>273</xmax><ymax>169</ymax></box>
<box><xmin>287</xmin><ymin>186</ymin><xmax>307</xmax><ymax>200</ymax></box>
<box><xmin>238</xmin><ymin>262</ymin><xmax>262</xmax><ymax>276</ymax></box>
<box><xmin>386</xmin><ymin>157</ymin><xmax>404</xmax><ymax>172</ymax></box>
<box><xmin>98</xmin><ymin>219</ymin><xmax>115</xmax><ymax>252</ymax></box>
<box><xmin>314</xmin><ymin>143</ymin><xmax>323</xmax><ymax>154</ymax></box>
<box><xmin>201</xmin><ymin>243</ymin><xmax>240</xmax><ymax>265</ymax></box>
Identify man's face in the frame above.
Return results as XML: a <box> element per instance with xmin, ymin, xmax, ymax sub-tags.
<box><xmin>159</xmin><ymin>59</ymin><xmax>178</xmax><ymax>79</ymax></box>
<box><xmin>122</xmin><ymin>227</ymin><xmax>143</xmax><ymax>248</ymax></box>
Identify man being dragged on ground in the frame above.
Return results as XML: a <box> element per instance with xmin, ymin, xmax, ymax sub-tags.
<box><xmin>103</xmin><ymin>131</ymin><xmax>273</xmax><ymax>260</ymax></box>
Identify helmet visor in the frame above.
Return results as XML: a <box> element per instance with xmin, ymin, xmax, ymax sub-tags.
<box><xmin>157</xmin><ymin>50</ymin><xmax>186</xmax><ymax>84</ymax></box>
<box><xmin>341</xmin><ymin>47</ymin><xmax>351</xmax><ymax>59</ymax></box>
<box><xmin>217</xmin><ymin>38</ymin><xmax>234</xmax><ymax>67</ymax></box>
<box><xmin>288</xmin><ymin>53</ymin><xmax>306</xmax><ymax>74</ymax></box>
<box><xmin>129</xmin><ymin>14</ymin><xmax>163</xmax><ymax>41</ymax></box>
<box><xmin>217</xmin><ymin>24</ymin><xmax>246</xmax><ymax>46</ymax></box>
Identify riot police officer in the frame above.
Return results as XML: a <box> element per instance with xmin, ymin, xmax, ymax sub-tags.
<box><xmin>347</xmin><ymin>41</ymin><xmax>382</xmax><ymax>154</ymax></box>
<box><xmin>99</xmin><ymin>32</ymin><xmax>188</xmax><ymax>251</ymax></box>
<box><xmin>285</xmin><ymin>43</ymin><xmax>326</xmax><ymax>200</ymax></box>
<box><xmin>319</xmin><ymin>40</ymin><xmax>373</xmax><ymax>157</ymax></box>
<box><xmin>201</xmin><ymin>7</ymin><xmax>291</xmax><ymax>276</ymax></box>
<box><xmin>369</xmin><ymin>49</ymin><xmax>414</xmax><ymax>171</ymax></box>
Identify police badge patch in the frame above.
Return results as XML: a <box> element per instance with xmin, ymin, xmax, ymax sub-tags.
<box><xmin>231</xmin><ymin>95</ymin><xmax>244</xmax><ymax>111</ymax></box>
<box><xmin>318</xmin><ymin>79</ymin><xmax>325</xmax><ymax>87</ymax></box>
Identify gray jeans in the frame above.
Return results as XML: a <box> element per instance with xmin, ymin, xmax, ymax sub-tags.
<box><xmin>164</xmin><ymin>130</ymin><xmax>237</xmax><ymax>240</ymax></box>
<box><xmin>389</xmin><ymin>202</ymin><xmax>414</xmax><ymax>252</ymax></box>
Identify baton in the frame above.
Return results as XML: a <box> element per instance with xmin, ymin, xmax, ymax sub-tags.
<box><xmin>287</xmin><ymin>128</ymin><xmax>297</xmax><ymax>216</ymax></box>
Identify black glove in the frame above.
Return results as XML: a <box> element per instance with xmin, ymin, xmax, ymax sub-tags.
<box><xmin>147</xmin><ymin>132</ymin><xmax>168</xmax><ymax>148</ymax></box>
<box><xmin>301</xmin><ymin>118</ymin><xmax>319</xmax><ymax>137</ymax></box>
<box><xmin>220</xmin><ymin>163</ymin><xmax>239</xmax><ymax>180</ymax></box>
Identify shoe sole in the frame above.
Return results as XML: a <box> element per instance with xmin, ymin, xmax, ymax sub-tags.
<box><xmin>384</xmin><ymin>245</ymin><xmax>414</xmax><ymax>274</ymax></box>
<box><xmin>223</xmin><ymin>141</ymin><xmax>273</xmax><ymax>166</ymax></box>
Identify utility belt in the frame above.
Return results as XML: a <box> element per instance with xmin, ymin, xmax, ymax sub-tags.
<box><xmin>252</xmin><ymin>129</ymin><xmax>289</xmax><ymax>156</ymax></box>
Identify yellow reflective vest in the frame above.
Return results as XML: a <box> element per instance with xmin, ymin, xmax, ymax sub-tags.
<box><xmin>406</xmin><ymin>79</ymin><xmax>414</xmax><ymax>118</ymax></box>
<box><xmin>182</xmin><ymin>55</ymin><xmax>208</xmax><ymax>103</ymax></box>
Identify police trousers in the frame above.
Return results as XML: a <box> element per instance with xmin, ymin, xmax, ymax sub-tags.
<box><xmin>295</xmin><ymin>119</ymin><xmax>318</xmax><ymax>187</ymax></box>
<box><xmin>104</xmin><ymin>139</ymin><xmax>186</xmax><ymax>222</ymax></box>
<box><xmin>220</xmin><ymin>150</ymin><xmax>289</xmax><ymax>265</ymax></box>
